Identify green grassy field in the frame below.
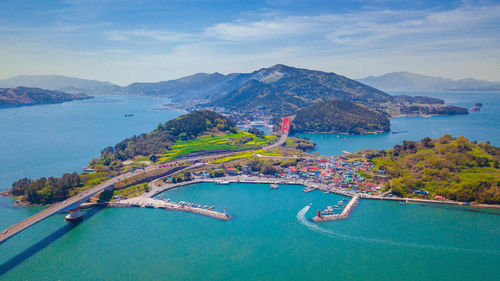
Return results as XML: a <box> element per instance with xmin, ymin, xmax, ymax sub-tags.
<box><xmin>111</xmin><ymin>183</ymin><xmax>148</xmax><ymax>200</ymax></box>
<box><xmin>158</xmin><ymin>132</ymin><xmax>277</xmax><ymax>162</ymax></box>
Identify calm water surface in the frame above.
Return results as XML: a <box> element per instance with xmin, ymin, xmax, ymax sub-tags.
<box><xmin>0</xmin><ymin>95</ymin><xmax>182</xmax><ymax>191</ymax></box>
<box><xmin>1</xmin><ymin>92</ymin><xmax>499</xmax><ymax>280</ymax></box>
<box><xmin>299</xmin><ymin>91</ymin><xmax>500</xmax><ymax>155</ymax></box>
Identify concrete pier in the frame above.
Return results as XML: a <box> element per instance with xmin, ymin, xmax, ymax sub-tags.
<box><xmin>312</xmin><ymin>195</ymin><xmax>360</xmax><ymax>222</ymax></box>
<box><xmin>111</xmin><ymin>198</ymin><xmax>231</xmax><ymax>221</ymax></box>
<box><xmin>65</xmin><ymin>209</ymin><xmax>83</xmax><ymax>221</ymax></box>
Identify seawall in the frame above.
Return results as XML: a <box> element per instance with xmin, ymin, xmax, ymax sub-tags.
<box><xmin>312</xmin><ymin>195</ymin><xmax>360</xmax><ymax>222</ymax></box>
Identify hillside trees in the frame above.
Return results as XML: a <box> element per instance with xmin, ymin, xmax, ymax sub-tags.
<box><xmin>371</xmin><ymin>135</ymin><xmax>500</xmax><ymax>203</ymax></box>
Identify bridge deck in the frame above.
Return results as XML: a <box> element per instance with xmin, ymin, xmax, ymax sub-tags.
<box><xmin>0</xmin><ymin>131</ymin><xmax>289</xmax><ymax>244</ymax></box>
<box><xmin>0</xmin><ymin>179</ymin><xmax>117</xmax><ymax>244</ymax></box>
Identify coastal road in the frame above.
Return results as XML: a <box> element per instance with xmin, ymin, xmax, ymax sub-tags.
<box><xmin>0</xmin><ymin>132</ymin><xmax>289</xmax><ymax>244</ymax></box>
<box><xmin>146</xmin><ymin>132</ymin><xmax>288</xmax><ymax>170</ymax></box>
<box><xmin>264</xmin><ymin>133</ymin><xmax>287</xmax><ymax>149</ymax></box>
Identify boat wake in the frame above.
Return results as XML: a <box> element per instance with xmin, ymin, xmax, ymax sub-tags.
<box><xmin>297</xmin><ymin>204</ymin><xmax>500</xmax><ymax>255</ymax></box>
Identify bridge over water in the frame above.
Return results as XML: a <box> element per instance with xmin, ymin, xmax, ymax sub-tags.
<box><xmin>0</xmin><ymin>118</ymin><xmax>291</xmax><ymax>244</ymax></box>
<box><xmin>0</xmin><ymin>177</ymin><xmax>115</xmax><ymax>243</ymax></box>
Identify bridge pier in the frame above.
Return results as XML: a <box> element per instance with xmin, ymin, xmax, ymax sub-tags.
<box><xmin>65</xmin><ymin>208</ymin><xmax>83</xmax><ymax>221</ymax></box>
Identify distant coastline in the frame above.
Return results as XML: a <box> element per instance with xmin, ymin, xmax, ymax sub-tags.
<box><xmin>0</xmin><ymin>86</ymin><xmax>93</xmax><ymax>109</ymax></box>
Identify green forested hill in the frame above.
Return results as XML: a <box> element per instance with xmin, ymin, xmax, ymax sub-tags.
<box><xmin>9</xmin><ymin>110</ymin><xmax>273</xmax><ymax>204</ymax></box>
<box><xmin>292</xmin><ymin>100</ymin><xmax>390</xmax><ymax>134</ymax></box>
<box><xmin>210</xmin><ymin>64</ymin><xmax>393</xmax><ymax>116</ymax></box>
<box><xmin>0</xmin><ymin>87</ymin><xmax>91</xmax><ymax>108</ymax></box>
<box><xmin>100</xmin><ymin>110</ymin><xmax>237</xmax><ymax>162</ymax></box>
<box><xmin>370</xmin><ymin>135</ymin><xmax>500</xmax><ymax>203</ymax></box>
<box><xmin>209</xmin><ymin>65</ymin><xmax>468</xmax><ymax>119</ymax></box>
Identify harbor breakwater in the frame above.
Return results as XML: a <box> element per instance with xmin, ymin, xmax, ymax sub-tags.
<box><xmin>312</xmin><ymin>195</ymin><xmax>360</xmax><ymax>222</ymax></box>
<box><xmin>110</xmin><ymin>198</ymin><xmax>231</xmax><ymax>221</ymax></box>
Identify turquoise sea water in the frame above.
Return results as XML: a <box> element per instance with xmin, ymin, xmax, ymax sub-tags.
<box><xmin>1</xmin><ymin>92</ymin><xmax>499</xmax><ymax>280</ymax></box>
<box><xmin>0</xmin><ymin>95</ymin><xmax>182</xmax><ymax>191</ymax></box>
<box><xmin>299</xmin><ymin>91</ymin><xmax>500</xmax><ymax>155</ymax></box>
<box><xmin>2</xmin><ymin>183</ymin><xmax>499</xmax><ymax>280</ymax></box>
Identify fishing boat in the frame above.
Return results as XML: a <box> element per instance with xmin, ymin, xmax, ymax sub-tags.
<box><xmin>215</xmin><ymin>180</ymin><xmax>230</xmax><ymax>185</ymax></box>
<box><xmin>270</xmin><ymin>183</ymin><xmax>279</xmax><ymax>189</ymax></box>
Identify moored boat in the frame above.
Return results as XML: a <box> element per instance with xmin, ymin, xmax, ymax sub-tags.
<box><xmin>215</xmin><ymin>180</ymin><xmax>230</xmax><ymax>185</ymax></box>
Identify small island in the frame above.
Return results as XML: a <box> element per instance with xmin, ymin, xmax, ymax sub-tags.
<box><xmin>0</xmin><ymin>86</ymin><xmax>92</xmax><ymax>109</ymax></box>
<box><xmin>291</xmin><ymin>99</ymin><xmax>390</xmax><ymax>134</ymax></box>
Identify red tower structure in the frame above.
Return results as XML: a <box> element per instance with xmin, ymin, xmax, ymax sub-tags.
<box><xmin>281</xmin><ymin>117</ymin><xmax>291</xmax><ymax>135</ymax></box>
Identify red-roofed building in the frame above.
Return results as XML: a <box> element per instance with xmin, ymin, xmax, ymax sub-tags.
<box><xmin>225</xmin><ymin>167</ymin><xmax>237</xmax><ymax>176</ymax></box>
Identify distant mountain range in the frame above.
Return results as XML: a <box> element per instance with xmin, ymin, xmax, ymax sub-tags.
<box><xmin>0</xmin><ymin>66</ymin><xmax>474</xmax><ymax>117</ymax></box>
<box><xmin>0</xmin><ymin>75</ymin><xmax>121</xmax><ymax>95</ymax></box>
<box><xmin>123</xmin><ymin>72</ymin><xmax>251</xmax><ymax>101</ymax></box>
<box><xmin>3</xmin><ymin>69</ymin><xmax>498</xmax><ymax>98</ymax></box>
<box><xmin>1</xmin><ymin>66</ymin><xmax>472</xmax><ymax>133</ymax></box>
<box><xmin>209</xmin><ymin>64</ymin><xmax>392</xmax><ymax>116</ymax></box>
<box><xmin>358</xmin><ymin>72</ymin><xmax>500</xmax><ymax>92</ymax></box>
<box><xmin>0</xmin><ymin>87</ymin><xmax>92</xmax><ymax>108</ymax></box>
<box><xmin>122</xmin><ymin>65</ymin><xmax>469</xmax><ymax>121</ymax></box>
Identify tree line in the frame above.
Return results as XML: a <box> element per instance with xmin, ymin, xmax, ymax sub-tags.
<box><xmin>11</xmin><ymin>173</ymin><xmax>81</xmax><ymax>204</ymax></box>
<box><xmin>371</xmin><ymin>135</ymin><xmax>500</xmax><ymax>203</ymax></box>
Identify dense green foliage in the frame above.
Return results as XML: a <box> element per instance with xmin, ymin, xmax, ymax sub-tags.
<box><xmin>247</xmin><ymin>127</ymin><xmax>264</xmax><ymax>136</ymax></box>
<box><xmin>11</xmin><ymin>172</ymin><xmax>85</xmax><ymax>204</ymax></box>
<box><xmin>292</xmin><ymin>100</ymin><xmax>390</xmax><ymax>134</ymax></box>
<box><xmin>370</xmin><ymin>135</ymin><xmax>500</xmax><ymax>203</ymax></box>
<box><xmin>285</xmin><ymin>137</ymin><xmax>316</xmax><ymax>151</ymax></box>
<box><xmin>0</xmin><ymin>86</ymin><xmax>91</xmax><ymax>108</ymax></box>
<box><xmin>97</xmin><ymin>110</ymin><xmax>237</xmax><ymax>167</ymax></box>
<box><xmin>399</xmin><ymin>105</ymin><xmax>468</xmax><ymax>115</ymax></box>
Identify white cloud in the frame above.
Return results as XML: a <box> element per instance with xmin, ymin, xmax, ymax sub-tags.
<box><xmin>105</xmin><ymin>29</ymin><xmax>194</xmax><ymax>43</ymax></box>
<box><xmin>1</xmin><ymin>2</ymin><xmax>500</xmax><ymax>83</ymax></box>
<box><xmin>204</xmin><ymin>16</ymin><xmax>317</xmax><ymax>41</ymax></box>
<box><xmin>201</xmin><ymin>4</ymin><xmax>500</xmax><ymax>54</ymax></box>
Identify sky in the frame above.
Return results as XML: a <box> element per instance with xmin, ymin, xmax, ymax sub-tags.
<box><xmin>0</xmin><ymin>0</ymin><xmax>499</xmax><ymax>85</ymax></box>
